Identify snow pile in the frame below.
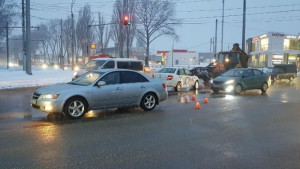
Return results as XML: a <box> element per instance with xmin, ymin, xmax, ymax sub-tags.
<box><xmin>0</xmin><ymin>66</ymin><xmax>74</xmax><ymax>90</ymax></box>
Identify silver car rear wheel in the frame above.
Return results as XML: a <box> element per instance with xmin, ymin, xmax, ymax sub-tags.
<box><xmin>64</xmin><ymin>97</ymin><xmax>87</xmax><ymax>119</ymax></box>
<box><xmin>140</xmin><ymin>93</ymin><xmax>157</xmax><ymax>111</ymax></box>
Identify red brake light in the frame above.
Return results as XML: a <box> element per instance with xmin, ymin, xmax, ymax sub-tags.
<box><xmin>162</xmin><ymin>83</ymin><xmax>167</xmax><ymax>88</ymax></box>
<box><xmin>167</xmin><ymin>75</ymin><xmax>173</xmax><ymax>80</ymax></box>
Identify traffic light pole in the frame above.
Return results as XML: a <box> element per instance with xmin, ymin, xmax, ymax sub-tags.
<box><xmin>6</xmin><ymin>22</ymin><xmax>9</xmax><ymax>69</ymax></box>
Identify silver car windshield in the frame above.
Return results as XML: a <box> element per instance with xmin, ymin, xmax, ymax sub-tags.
<box><xmin>69</xmin><ymin>72</ymin><xmax>102</xmax><ymax>86</ymax></box>
<box><xmin>222</xmin><ymin>69</ymin><xmax>244</xmax><ymax>77</ymax></box>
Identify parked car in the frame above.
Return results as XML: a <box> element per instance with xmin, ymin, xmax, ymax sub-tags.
<box><xmin>73</xmin><ymin>58</ymin><xmax>144</xmax><ymax>79</ymax></box>
<box><xmin>269</xmin><ymin>64</ymin><xmax>297</xmax><ymax>83</ymax></box>
<box><xmin>153</xmin><ymin>67</ymin><xmax>199</xmax><ymax>92</ymax></box>
<box><xmin>190</xmin><ymin>66</ymin><xmax>213</xmax><ymax>83</ymax></box>
<box><xmin>211</xmin><ymin>68</ymin><xmax>271</xmax><ymax>94</ymax></box>
<box><xmin>31</xmin><ymin>69</ymin><xmax>168</xmax><ymax>119</ymax></box>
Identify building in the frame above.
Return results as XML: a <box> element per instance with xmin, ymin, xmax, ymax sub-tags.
<box><xmin>247</xmin><ymin>32</ymin><xmax>300</xmax><ymax>69</ymax></box>
<box><xmin>165</xmin><ymin>49</ymin><xmax>198</xmax><ymax>66</ymax></box>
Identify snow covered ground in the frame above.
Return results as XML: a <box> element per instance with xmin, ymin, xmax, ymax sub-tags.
<box><xmin>0</xmin><ymin>65</ymin><xmax>74</xmax><ymax>90</ymax></box>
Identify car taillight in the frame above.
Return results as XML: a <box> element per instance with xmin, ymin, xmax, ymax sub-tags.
<box><xmin>167</xmin><ymin>75</ymin><xmax>173</xmax><ymax>80</ymax></box>
<box><xmin>162</xmin><ymin>83</ymin><xmax>167</xmax><ymax>88</ymax></box>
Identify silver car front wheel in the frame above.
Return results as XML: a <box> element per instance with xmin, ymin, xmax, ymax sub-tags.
<box><xmin>140</xmin><ymin>93</ymin><xmax>157</xmax><ymax>111</ymax></box>
<box><xmin>64</xmin><ymin>97</ymin><xmax>88</xmax><ymax>119</ymax></box>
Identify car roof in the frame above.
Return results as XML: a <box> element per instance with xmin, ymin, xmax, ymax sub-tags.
<box><xmin>92</xmin><ymin>58</ymin><xmax>142</xmax><ymax>62</ymax></box>
<box><xmin>93</xmin><ymin>69</ymin><xmax>140</xmax><ymax>73</ymax></box>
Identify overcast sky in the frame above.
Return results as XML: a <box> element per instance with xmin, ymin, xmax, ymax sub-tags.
<box><xmin>25</xmin><ymin>0</ymin><xmax>300</xmax><ymax>54</ymax></box>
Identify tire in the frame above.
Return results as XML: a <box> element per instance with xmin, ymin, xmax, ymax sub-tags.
<box><xmin>261</xmin><ymin>82</ymin><xmax>268</xmax><ymax>93</ymax></box>
<box><xmin>175</xmin><ymin>82</ymin><xmax>182</xmax><ymax>92</ymax></box>
<box><xmin>64</xmin><ymin>97</ymin><xmax>88</xmax><ymax>119</ymax></box>
<box><xmin>140</xmin><ymin>93</ymin><xmax>157</xmax><ymax>111</ymax></box>
<box><xmin>234</xmin><ymin>84</ymin><xmax>242</xmax><ymax>95</ymax></box>
<box><xmin>194</xmin><ymin>81</ymin><xmax>199</xmax><ymax>90</ymax></box>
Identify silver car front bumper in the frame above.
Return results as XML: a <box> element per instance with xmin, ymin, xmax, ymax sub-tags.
<box><xmin>31</xmin><ymin>98</ymin><xmax>64</xmax><ymax>113</ymax></box>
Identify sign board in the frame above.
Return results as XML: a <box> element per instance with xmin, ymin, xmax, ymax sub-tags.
<box><xmin>90</xmin><ymin>43</ymin><xmax>96</xmax><ymax>49</ymax></box>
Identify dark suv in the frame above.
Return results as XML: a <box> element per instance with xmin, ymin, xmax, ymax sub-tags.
<box><xmin>269</xmin><ymin>64</ymin><xmax>297</xmax><ymax>83</ymax></box>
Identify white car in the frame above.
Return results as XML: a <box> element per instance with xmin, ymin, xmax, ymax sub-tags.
<box><xmin>153</xmin><ymin>67</ymin><xmax>199</xmax><ymax>91</ymax></box>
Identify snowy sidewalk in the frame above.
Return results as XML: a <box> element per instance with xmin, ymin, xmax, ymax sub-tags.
<box><xmin>0</xmin><ymin>66</ymin><xmax>74</xmax><ymax>90</ymax></box>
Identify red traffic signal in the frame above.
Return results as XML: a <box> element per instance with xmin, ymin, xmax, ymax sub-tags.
<box><xmin>123</xmin><ymin>15</ymin><xmax>130</xmax><ymax>25</ymax></box>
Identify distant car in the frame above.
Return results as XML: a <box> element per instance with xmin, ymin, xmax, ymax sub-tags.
<box><xmin>269</xmin><ymin>64</ymin><xmax>297</xmax><ymax>83</ymax></box>
<box><xmin>211</xmin><ymin>68</ymin><xmax>271</xmax><ymax>94</ymax></box>
<box><xmin>190</xmin><ymin>66</ymin><xmax>213</xmax><ymax>83</ymax></box>
<box><xmin>73</xmin><ymin>58</ymin><xmax>144</xmax><ymax>79</ymax></box>
<box><xmin>153</xmin><ymin>67</ymin><xmax>199</xmax><ymax>92</ymax></box>
<box><xmin>31</xmin><ymin>69</ymin><xmax>168</xmax><ymax>119</ymax></box>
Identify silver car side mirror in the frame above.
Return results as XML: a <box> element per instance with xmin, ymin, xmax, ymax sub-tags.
<box><xmin>97</xmin><ymin>81</ymin><xmax>106</xmax><ymax>86</ymax></box>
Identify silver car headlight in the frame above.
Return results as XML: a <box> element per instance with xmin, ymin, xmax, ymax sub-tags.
<box><xmin>40</xmin><ymin>94</ymin><xmax>59</xmax><ymax>99</ymax></box>
<box><xmin>224</xmin><ymin>80</ymin><xmax>235</xmax><ymax>84</ymax></box>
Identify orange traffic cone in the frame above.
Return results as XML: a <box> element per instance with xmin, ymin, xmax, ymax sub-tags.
<box><xmin>203</xmin><ymin>96</ymin><xmax>209</xmax><ymax>104</ymax></box>
<box><xmin>191</xmin><ymin>93</ymin><xmax>196</xmax><ymax>101</ymax></box>
<box><xmin>201</xmin><ymin>84</ymin><xmax>205</xmax><ymax>90</ymax></box>
<box><xmin>195</xmin><ymin>100</ymin><xmax>201</xmax><ymax>109</ymax></box>
<box><xmin>184</xmin><ymin>95</ymin><xmax>189</xmax><ymax>103</ymax></box>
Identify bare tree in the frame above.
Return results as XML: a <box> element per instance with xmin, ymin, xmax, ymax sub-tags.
<box><xmin>111</xmin><ymin>0</ymin><xmax>136</xmax><ymax>58</ymax></box>
<box><xmin>95</xmin><ymin>13</ymin><xmax>111</xmax><ymax>54</ymax></box>
<box><xmin>76</xmin><ymin>4</ymin><xmax>94</xmax><ymax>61</ymax></box>
<box><xmin>47</xmin><ymin>20</ymin><xmax>60</xmax><ymax>63</ymax></box>
<box><xmin>62</xmin><ymin>17</ymin><xmax>72</xmax><ymax>65</ymax></box>
<box><xmin>111</xmin><ymin>0</ymin><xmax>126</xmax><ymax>58</ymax></box>
<box><xmin>124</xmin><ymin>0</ymin><xmax>136</xmax><ymax>58</ymax></box>
<box><xmin>135</xmin><ymin>0</ymin><xmax>178</xmax><ymax>66</ymax></box>
<box><xmin>0</xmin><ymin>0</ymin><xmax>18</xmax><ymax>39</ymax></box>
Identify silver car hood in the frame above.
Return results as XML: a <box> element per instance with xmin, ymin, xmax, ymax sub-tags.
<box><xmin>35</xmin><ymin>83</ymin><xmax>85</xmax><ymax>94</ymax></box>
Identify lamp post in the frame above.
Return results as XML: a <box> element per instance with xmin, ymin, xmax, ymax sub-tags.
<box><xmin>171</xmin><ymin>37</ymin><xmax>174</xmax><ymax>67</ymax></box>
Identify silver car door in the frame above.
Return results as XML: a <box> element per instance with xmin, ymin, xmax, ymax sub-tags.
<box><xmin>92</xmin><ymin>72</ymin><xmax>123</xmax><ymax>109</ymax></box>
<box><xmin>120</xmin><ymin>71</ymin><xmax>150</xmax><ymax>106</ymax></box>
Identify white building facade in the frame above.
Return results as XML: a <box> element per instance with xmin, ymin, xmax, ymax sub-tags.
<box><xmin>247</xmin><ymin>32</ymin><xmax>300</xmax><ymax>69</ymax></box>
<box><xmin>165</xmin><ymin>49</ymin><xmax>198</xmax><ymax>66</ymax></box>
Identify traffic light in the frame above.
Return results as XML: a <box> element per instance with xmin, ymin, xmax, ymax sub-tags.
<box><xmin>123</xmin><ymin>15</ymin><xmax>131</xmax><ymax>25</ymax></box>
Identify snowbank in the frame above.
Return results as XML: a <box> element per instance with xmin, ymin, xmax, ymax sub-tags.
<box><xmin>0</xmin><ymin>66</ymin><xmax>74</xmax><ymax>90</ymax></box>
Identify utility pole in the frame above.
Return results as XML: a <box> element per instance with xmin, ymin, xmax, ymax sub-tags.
<box><xmin>22</xmin><ymin>0</ymin><xmax>26</xmax><ymax>71</ymax></box>
<box><xmin>221</xmin><ymin>0</ymin><xmax>225</xmax><ymax>52</ymax></box>
<box><xmin>71</xmin><ymin>0</ymin><xmax>75</xmax><ymax>70</ymax></box>
<box><xmin>242</xmin><ymin>0</ymin><xmax>246</xmax><ymax>51</ymax></box>
<box><xmin>6</xmin><ymin>22</ymin><xmax>9</xmax><ymax>69</ymax></box>
<box><xmin>214</xmin><ymin>19</ymin><xmax>218</xmax><ymax>58</ymax></box>
<box><xmin>25</xmin><ymin>0</ymin><xmax>32</xmax><ymax>75</ymax></box>
<box><xmin>171</xmin><ymin>37</ymin><xmax>174</xmax><ymax>67</ymax></box>
<box><xmin>60</xmin><ymin>19</ymin><xmax>64</xmax><ymax>69</ymax></box>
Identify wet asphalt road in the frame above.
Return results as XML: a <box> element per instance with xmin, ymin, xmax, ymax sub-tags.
<box><xmin>0</xmin><ymin>79</ymin><xmax>300</xmax><ymax>169</ymax></box>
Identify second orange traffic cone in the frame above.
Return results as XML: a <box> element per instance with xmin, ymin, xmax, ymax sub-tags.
<box><xmin>191</xmin><ymin>93</ymin><xmax>196</xmax><ymax>101</ymax></box>
<box><xmin>195</xmin><ymin>100</ymin><xmax>201</xmax><ymax>109</ymax></box>
<box><xmin>203</xmin><ymin>96</ymin><xmax>209</xmax><ymax>104</ymax></box>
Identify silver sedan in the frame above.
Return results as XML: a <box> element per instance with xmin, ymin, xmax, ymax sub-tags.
<box><xmin>31</xmin><ymin>69</ymin><xmax>168</xmax><ymax>119</ymax></box>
